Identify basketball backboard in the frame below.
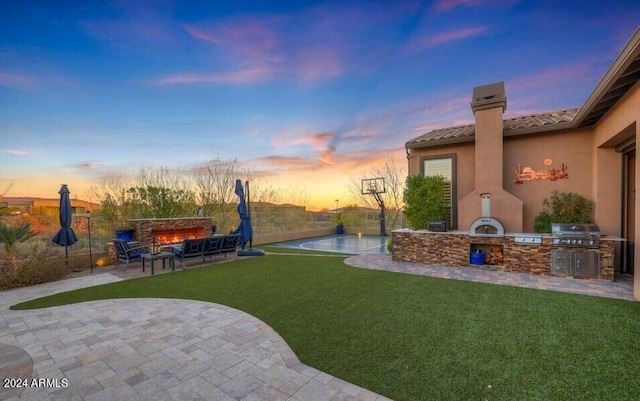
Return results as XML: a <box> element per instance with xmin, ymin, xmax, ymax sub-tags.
<box><xmin>361</xmin><ymin>177</ymin><xmax>385</xmax><ymax>195</ymax></box>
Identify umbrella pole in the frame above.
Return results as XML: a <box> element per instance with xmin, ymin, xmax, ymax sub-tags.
<box><xmin>245</xmin><ymin>180</ymin><xmax>252</xmax><ymax>249</ymax></box>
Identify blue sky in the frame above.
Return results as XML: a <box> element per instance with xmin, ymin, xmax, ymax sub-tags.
<box><xmin>1</xmin><ymin>0</ymin><xmax>639</xmax><ymax>209</ymax></box>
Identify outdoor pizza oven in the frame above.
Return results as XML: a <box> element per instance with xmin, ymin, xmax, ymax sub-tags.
<box><xmin>469</xmin><ymin>193</ymin><xmax>505</xmax><ymax>237</ymax></box>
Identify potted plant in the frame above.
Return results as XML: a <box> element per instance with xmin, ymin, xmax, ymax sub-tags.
<box><xmin>333</xmin><ymin>212</ymin><xmax>345</xmax><ymax>235</ymax></box>
<box><xmin>115</xmin><ymin>227</ymin><xmax>134</xmax><ymax>242</ymax></box>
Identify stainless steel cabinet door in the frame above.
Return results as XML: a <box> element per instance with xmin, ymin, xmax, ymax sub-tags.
<box><xmin>573</xmin><ymin>252</ymin><xmax>600</xmax><ymax>278</ymax></box>
<box><xmin>551</xmin><ymin>251</ymin><xmax>571</xmax><ymax>275</ymax></box>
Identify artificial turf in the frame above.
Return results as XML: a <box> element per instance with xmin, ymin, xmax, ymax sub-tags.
<box><xmin>12</xmin><ymin>254</ymin><xmax>640</xmax><ymax>401</ymax></box>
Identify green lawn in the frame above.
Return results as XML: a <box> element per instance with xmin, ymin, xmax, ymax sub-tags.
<box><xmin>12</xmin><ymin>254</ymin><xmax>640</xmax><ymax>401</ymax></box>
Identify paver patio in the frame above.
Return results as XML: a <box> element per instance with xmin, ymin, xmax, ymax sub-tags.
<box><xmin>0</xmin><ymin>273</ymin><xmax>391</xmax><ymax>401</ymax></box>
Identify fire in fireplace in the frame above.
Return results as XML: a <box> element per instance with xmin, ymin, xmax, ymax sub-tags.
<box><xmin>152</xmin><ymin>228</ymin><xmax>206</xmax><ymax>245</ymax></box>
<box><xmin>130</xmin><ymin>217</ymin><xmax>215</xmax><ymax>246</ymax></box>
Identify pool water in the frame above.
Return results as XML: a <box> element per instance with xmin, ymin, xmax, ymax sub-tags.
<box><xmin>274</xmin><ymin>235</ymin><xmax>388</xmax><ymax>254</ymax></box>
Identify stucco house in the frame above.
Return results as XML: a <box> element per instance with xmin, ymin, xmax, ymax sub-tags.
<box><xmin>402</xmin><ymin>28</ymin><xmax>640</xmax><ymax>299</ymax></box>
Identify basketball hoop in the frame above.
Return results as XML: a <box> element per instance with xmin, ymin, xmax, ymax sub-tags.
<box><xmin>361</xmin><ymin>177</ymin><xmax>387</xmax><ymax>236</ymax></box>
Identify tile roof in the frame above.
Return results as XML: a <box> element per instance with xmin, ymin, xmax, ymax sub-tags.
<box><xmin>406</xmin><ymin>108</ymin><xmax>578</xmax><ymax>149</ymax></box>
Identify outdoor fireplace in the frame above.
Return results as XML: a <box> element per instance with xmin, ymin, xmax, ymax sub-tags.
<box><xmin>129</xmin><ymin>217</ymin><xmax>214</xmax><ymax>246</ymax></box>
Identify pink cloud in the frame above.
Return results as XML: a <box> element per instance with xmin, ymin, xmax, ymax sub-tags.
<box><xmin>407</xmin><ymin>26</ymin><xmax>489</xmax><ymax>52</ymax></box>
<box><xmin>505</xmin><ymin>60</ymin><xmax>601</xmax><ymax>111</ymax></box>
<box><xmin>278</xmin><ymin>130</ymin><xmax>338</xmax><ymax>166</ymax></box>
<box><xmin>433</xmin><ymin>0</ymin><xmax>521</xmax><ymax>12</ymax></box>
<box><xmin>184</xmin><ymin>20</ymin><xmax>281</xmax><ymax>62</ymax></box>
<box><xmin>509</xmin><ymin>62</ymin><xmax>595</xmax><ymax>92</ymax></box>
<box><xmin>152</xmin><ymin>66</ymin><xmax>276</xmax><ymax>85</ymax></box>
<box><xmin>295</xmin><ymin>47</ymin><xmax>344</xmax><ymax>83</ymax></box>
<box><xmin>2</xmin><ymin>149</ymin><xmax>32</xmax><ymax>156</ymax></box>
<box><xmin>182</xmin><ymin>17</ymin><xmax>347</xmax><ymax>86</ymax></box>
<box><xmin>165</xmin><ymin>2</ymin><xmax>420</xmax><ymax>87</ymax></box>
<box><xmin>0</xmin><ymin>71</ymin><xmax>39</xmax><ymax>89</ymax></box>
<box><xmin>249</xmin><ymin>146</ymin><xmax>406</xmax><ymax>178</ymax></box>
<box><xmin>243</xmin><ymin>155</ymin><xmax>328</xmax><ymax>180</ymax></box>
<box><xmin>433</xmin><ymin>0</ymin><xmax>489</xmax><ymax>12</ymax></box>
<box><xmin>291</xmin><ymin>132</ymin><xmax>335</xmax><ymax>149</ymax></box>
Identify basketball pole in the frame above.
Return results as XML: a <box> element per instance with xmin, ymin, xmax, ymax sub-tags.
<box><xmin>372</xmin><ymin>191</ymin><xmax>387</xmax><ymax>237</ymax></box>
<box><xmin>362</xmin><ymin>178</ymin><xmax>387</xmax><ymax>237</ymax></box>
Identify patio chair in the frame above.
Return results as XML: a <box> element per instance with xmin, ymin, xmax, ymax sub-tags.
<box><xmin>203</xmin><ymin>236</ymin><xmax>224</xmax><ymax>262</ymax></box>
<box><xmin>112</xmin><ymin>239</ymin><xmax>150</xmax><ymax>271</ymax></box>
<box><xmin>220</xmin><ymin>234</ymin><xmax>240</xmax><ymax>259</ymax></box>
<box><xmin>172</xmin><ymin>238</ymin><xmax>206</xmax><ymax>270</ymax></box>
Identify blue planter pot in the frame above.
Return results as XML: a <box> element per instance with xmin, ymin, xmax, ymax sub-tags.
<box><xmin>115</xmin><ymin>229</ymin><xmax>134</xmax><ymax>242</ymax></box>
<box><xmin>336</xmin><ymin>225</ymin><xmax>344</xmax><ymax>235</ymax></box>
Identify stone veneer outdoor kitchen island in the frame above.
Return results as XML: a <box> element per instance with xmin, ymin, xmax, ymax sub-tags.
<box><xmin>392</xmin><ymin>230</ymin><xmax>622</xmax><ymax>281</ymax></box>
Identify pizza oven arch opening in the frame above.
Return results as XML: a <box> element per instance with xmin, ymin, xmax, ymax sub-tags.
<box><xmin>469</xmin><ymin>193</ymin><xmax>505</xmax><ymax>237</ymax></box>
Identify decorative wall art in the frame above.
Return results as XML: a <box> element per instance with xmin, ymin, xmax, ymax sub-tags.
<box><xmin>514</xmin><ymin>161</ymin><xmax>568</xmax><ymax>183</ymax></box>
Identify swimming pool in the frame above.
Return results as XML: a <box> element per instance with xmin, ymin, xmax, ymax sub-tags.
<box><xmin>274</xmin><ymin>235</ymin><xmax>388</xmax><ymax>254</ymax></box>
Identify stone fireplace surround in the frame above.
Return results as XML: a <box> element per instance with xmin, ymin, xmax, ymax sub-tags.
<box><xmin>129</xmin><ymin>217</ymin><xmax>215</xmax><ymax>245</ymax></box>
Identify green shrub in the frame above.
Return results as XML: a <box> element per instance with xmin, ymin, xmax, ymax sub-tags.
<box><xmin>533</xmin><ymin>191</ymin><xmax>594</xmax><ymax>233</ymax></box>
<box><xmin>403</xmin><ymin>175</ymin><xmax>447</xmax><ymax>230</ymax></box>
<box><xmin>386</xmin><ymin>237</ymin><xmax>393</xmax><ymax>253</ymax></box>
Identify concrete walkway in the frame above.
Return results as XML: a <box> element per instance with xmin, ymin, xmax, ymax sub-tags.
<box><xmin>0</xmin><ymin>273</ymin><xmax>391</xmax><ymax>401</ymax></box>
<box><xmin>345</xmin><ymin>254</ymin><xmax>636</xmax><ymax>302</ymax></box>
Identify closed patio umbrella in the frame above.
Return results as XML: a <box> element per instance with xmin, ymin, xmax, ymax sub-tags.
<box><xmin>52</xmin><ymin>184</ymin><xmax>78</xmax><ymax>267</ymax></box>
<box><xmin>234</xmin><ymin>179</ymin><xmax>264</xmax><ymax>256</ymax></box>
<box><xmin>234</xmin><ymin>179</ymin><xmax>252</xmax><ymax>250</ymax></box>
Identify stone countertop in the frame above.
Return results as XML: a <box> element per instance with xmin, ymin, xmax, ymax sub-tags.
<box><xmin>599</xmin><ymin>235</ymin><xmax>626</xmax><ymax>241</ymax></box>
<box><xmin>392</xmin><ymin>229</ymin><xmax>626</xmax><ymax>241</ymax></box>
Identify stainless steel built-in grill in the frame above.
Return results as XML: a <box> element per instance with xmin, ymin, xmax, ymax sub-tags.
<box><xmin>551</xmin><ymin>223</ymin><xmax>601</xmax><ymax>278</ymax></box>
<box><xmin>551</xmin><ymin>223</ymin><xmax>600</xmax><ymax>249</ymax></box>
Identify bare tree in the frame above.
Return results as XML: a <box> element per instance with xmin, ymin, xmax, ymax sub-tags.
<box><xmin>191</xmin><ymin>158</ymin><xmax>248</xmax><ymax>233</ymax></box>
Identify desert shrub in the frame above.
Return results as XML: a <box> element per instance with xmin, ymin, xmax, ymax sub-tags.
<box><xmin>533</xmin><ymin>191</ymin><xmax>594</xmax><ymax>233</ymax></box>
<box><xmin>0</xmin><ymin>250</ymin><xmax>69</xmax><ymax>290</ymax></box>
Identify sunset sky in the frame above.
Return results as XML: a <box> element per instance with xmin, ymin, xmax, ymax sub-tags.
<box><xmin>1</xmin><ymin>1</ymin><xmax>639</xmax><ymax>210</ymax></box>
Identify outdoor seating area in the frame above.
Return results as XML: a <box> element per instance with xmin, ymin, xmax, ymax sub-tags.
<box><xmin>169</xmin><ymin>234</ymin><xmax>240</xmax><ymax>269</ymax></box>
<box><xmin>111</xmin><ymin>234</ymin><xmax>240</xmax><ymax>273</ymax></box>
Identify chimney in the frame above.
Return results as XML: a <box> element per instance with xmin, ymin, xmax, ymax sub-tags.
<box><xmin>471</xmin><ymin>81</ymin><xmax>506</xmax><ymax>113</ymax></box>
<box><xmin>458</xmin><ymin>81</ymin><xmax>523</xmax><ymax>232</ymax></box>
<box><xmin>481</xmin><ymin>193</ymin><xmax>491</xmax><ymax>217</ymax></box>
<box><xmin>471</xmin><ymin>82</ymin><xmax>506</xmax><ymax>190</ymax></box>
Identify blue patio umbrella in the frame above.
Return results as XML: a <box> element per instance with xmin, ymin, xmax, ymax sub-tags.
<box><xmin>234</xmin><ymin>179</ymin><xmax>252</xmax><ymax>249</ymax></box>
<box><xmin>52</xmin><ymin>184</ymin><xmax>78</xmax><ymax>265</ymax></box>
<box><xmin>234</xmin><ymin>180</ymin><xmax>264</xmax><ymax>256</ymax></box>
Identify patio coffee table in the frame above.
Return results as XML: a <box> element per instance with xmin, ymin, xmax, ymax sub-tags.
<box><xmin>141</xmin><ymin>252</ymin><xmax>175</xmax><ymax>275</ymax></box>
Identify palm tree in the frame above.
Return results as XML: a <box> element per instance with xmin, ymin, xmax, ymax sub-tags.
<box><xmin>0</xmin><ymin>220</ymin><xmax>38</xmax><ymax>270</ymax></box>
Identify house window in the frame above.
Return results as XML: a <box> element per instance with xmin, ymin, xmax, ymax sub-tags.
<box><xmin>421</xmin><ymin>155</ymin><xmax>456</xmax><ymax>229</ymax></box>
